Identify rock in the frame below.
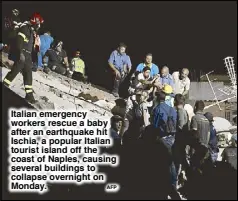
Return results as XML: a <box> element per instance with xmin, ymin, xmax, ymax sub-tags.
<box><xmin>40</xmin><ymin>96</ymin><xmax>49</xmax><ymax>102</ymax></box>
<box><xmin>36</xmin><ymin>101</ymin><xmax>55</xmax><ymax>110</ymax></box>
<box><xmin>78</xmin><ymin>92</ymin><xmax>99</xmax><ymax>102</ymax></box>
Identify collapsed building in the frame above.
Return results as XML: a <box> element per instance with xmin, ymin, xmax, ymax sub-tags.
<box><xmin>1</xmin><ymin>52</ymin><xmax>236</xmax><ymax>159</ymax></box>
<box><xmin>1</xmin><ymin>51</ymin><xmax>117</xmax><ymax>121</ymax></box>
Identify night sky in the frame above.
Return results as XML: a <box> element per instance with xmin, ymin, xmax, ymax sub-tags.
<box><xmin>2</xmin><ymin>1</ymin><xmax>237</xmax><ymax>87</ymax></box>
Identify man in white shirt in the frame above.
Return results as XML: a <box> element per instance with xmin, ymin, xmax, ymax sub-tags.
<box><xmin>129</xmin><ymin>66</ymin><xmax>159</xmax><ymax>95</ymax></box>
<box><xmin>172</xmin><ymin>68</ymin><xmax>190</xmax><ymax>97</ymax></box>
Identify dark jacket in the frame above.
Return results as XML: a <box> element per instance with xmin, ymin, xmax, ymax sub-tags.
<box><xmin>190</xmin><ymin>111</ymin><xmax>210</xmax><ymax>145</ymax></box>
<box><xmin>152</xmin><ymin>102</ymin><xmax>177</xmax><ymax>137</ymax></box>
<box><xmin>209</xmin><ymin>124</ymin><xmax>218</xmax><ymax>152</ymax></box>
<box><xmin>16</xmin><ymin>23</ymin><xmax>34</xmax><ymax>53</ymax></box>
<box><xmin>222</xmin><ymin>146</ymin><xmax>237</xmax><ymax>170</ymax></box>
<box><xmin>110</xmin><ymin>128</ymin><xmax>121</xmax><ymax>140</ymax></box>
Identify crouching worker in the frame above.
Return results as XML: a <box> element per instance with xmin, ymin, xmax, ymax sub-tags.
<box><xmin>71</xmin><ymin>50</ymin><xmax>87</xmax><ymax>82</ymax></box>
<box><xmin>37</xmin><ymin>31</ymin><xmax>54</xmax><ymax>70</ymax></box>
<box><xmin>121</xmin><ymin>89</ymin><xmax>150</xmax><ymax>140</ymax></box>
<box><xmin>43</xmin><ymin>41</ymin><xmax>70</xmax><ymax>76</ymax></box>
<box><xmin>3</xmin><ymin>12</ymin><xmax>44</xmax><ymax>104</ymax></box>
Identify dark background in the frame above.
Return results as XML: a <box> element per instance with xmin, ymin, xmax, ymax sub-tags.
<box><xmin>2</xmin><ymin>1</ymin><xmax>237</xmax><ymax>88</ymax></box>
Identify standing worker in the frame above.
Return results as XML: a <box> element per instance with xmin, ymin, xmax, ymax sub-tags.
<box><xmin>3</xmin><ymin>12</ymin><xmax>44</xmax><ymax>104</ymax></box>
<box><xmin>108</xmin><ymin>43</ymin><xmax>132</xmax><ymax>97</ymax></box>
<box><xmin>71</xmin><ymin>50</ymin><xmax>87</xmax><ymax>82</ymax></box>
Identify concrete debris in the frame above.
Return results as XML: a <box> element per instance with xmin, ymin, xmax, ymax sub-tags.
<box><xmin>40</xmin><ymin>96</ymin><xmax>49</xmax><ymax>102</ymax></box>
<box><xmin>1</xmin><ymin>66</ymin><xmax>114</xmax><ymax>120</ymax></box>
<box><xmin>78</xmin><ymin>92</ymin><xmax>99</xmax><ymax>102</ymax></box>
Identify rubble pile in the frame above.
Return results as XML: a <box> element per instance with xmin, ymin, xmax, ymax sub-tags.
<box><xmin>1</xmin><ymin>66</ymin><xmax>116</xmax><ymax>120</ymax></box>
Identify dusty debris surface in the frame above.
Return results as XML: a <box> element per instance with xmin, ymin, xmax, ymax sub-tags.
<box><xmin>1</xmin><ymin>66</ymin><xmax>117</xmax><ymax>119</ymax></box>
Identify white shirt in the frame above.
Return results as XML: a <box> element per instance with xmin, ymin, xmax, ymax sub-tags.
<box><xmin>133</xmin><ymin>73</ymin><xmax>150</xmax><ymax>89</ymax></box>
<box><xmin>172</xmin><ymin>71</ymin><xmax>190</xmax><ymax>94</ymax></box>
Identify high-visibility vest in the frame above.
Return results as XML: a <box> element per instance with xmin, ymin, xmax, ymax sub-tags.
<box><xmin>71</xmin><ymin>58</ymin><xmax>85</xmax><ymax>75</ymax></box>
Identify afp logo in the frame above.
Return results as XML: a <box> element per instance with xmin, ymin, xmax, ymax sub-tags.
<box><xmin>105</xmin><ymin>183</ymin><xmax>120</xmax><ymax>193</ymax></box>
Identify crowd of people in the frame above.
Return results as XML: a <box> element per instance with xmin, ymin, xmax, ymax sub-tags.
<box><xmin>1</xmin><ymin>9</ymin><xmax>237</xmax><ymax>200</ymax></box>
<box><xmin>108</xmin><ymin>100</ymin><xmax>237</xmax><ymax>199</ymax></box>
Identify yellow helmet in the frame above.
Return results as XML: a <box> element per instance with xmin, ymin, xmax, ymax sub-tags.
<box><xmin>162</xmin><ymin>84</ymin><xmax>173</xmax><ymax>94</ymax></box>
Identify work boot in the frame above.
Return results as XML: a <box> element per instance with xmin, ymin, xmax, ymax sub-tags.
<box><xmin>37</xmin><ymin>67</ymin><xmax>44</xmax><ymax>72</ymax></box>
<box><xmin>32</xmin><ymin>66</ymin><xmax>38</xmax><ymax>72</ymax></box>
<box><xmin>25</xmin><ymin>93</ymin><xmax>37</xmax><ymax>104</ymax></box>
<box><xmin>43</xmin><ymin>67</ymin><xmax>51</xmax><ymax>74</ymax></box>
<box><xmin>112</xmin><ymin>91</ymin><xmax>119</xmax><ymax>98</ymax></box>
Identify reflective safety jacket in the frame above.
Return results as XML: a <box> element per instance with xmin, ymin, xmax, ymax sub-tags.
<box><xmin>71</xmin><ymin>57</ymin><xmax>85</xmax><ymax>75</ymax></box>
<box><xmin>17</xmin><ymin>23</ymin><xmax>34</xmax><ymax>53</ymax></box>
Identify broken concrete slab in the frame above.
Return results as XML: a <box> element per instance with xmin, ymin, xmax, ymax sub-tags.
<box><xmin>1</xmin><ymin>66</ymin><xmax>114</xmax><ymax>121</ymax></box>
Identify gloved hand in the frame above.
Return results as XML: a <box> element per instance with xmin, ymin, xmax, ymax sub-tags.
<box><xmin>19</xmin><ymin>52</ymin><xmax>25</xmax><ymax>62</ymax></box>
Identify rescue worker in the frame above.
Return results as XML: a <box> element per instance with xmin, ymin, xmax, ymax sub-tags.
<box><xmin>71</xmin><ymin>50</ymin><xmax>87</xmax><ymax>82</ymax></box>
<box><xmin>4</xmin><ymin>9</ymin><xmax>21</xmax><ymax>42</ymax></box>
<box><xmin>37</xmin><ymin>31</ymin><xmax>54</xmax><ymax>70</ymax></box>
<box><xmin>128</xmin><ymin>66</ymin><xmax>152</xmax><ymax>95</ymax></box>
<box><xmin>163</xmin><ymin>84</ymin><xmax>175</xmax><ymax>107</ymax></box>
<box><xmin>135</xmin><ymin>53</ymin><xmax>159</xmax><ymax>79</ymax></box>
<box><xmin>160</xmin><ymin>66</ymin><xmax>174</xmax><ymax>91</ymax></box>
<box><xmin>43</xmin><ymin>40</ymin><xmax>70</xmax><ymax>76</ymax></box>
<box><xmin>108</xmin><ymin>43</ymin><xmax>132</xmax><ymax>97</ymax></box>
<box><xmin>3</xmin><ymin>13</ymin><xmax>44</xmax><ymax>104</ymax></box>
<box><xmin>152</xmin><ymin>84</ymin><xmax>174</xmax><ymax>111</ymax></box>
<box><xmin>4</xmin><ymin>9</ymin><xmax>22</xmax><ymax>61</ymax></box>
<box><xmin>121</xmin><ymin>88</ymin><xmax>150</xmax><ymax>139</ymax></box>
<box><xmin>204</xmin><ymin>112</ymin><xmax>219</xmax><ymax>163</ymax></box>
